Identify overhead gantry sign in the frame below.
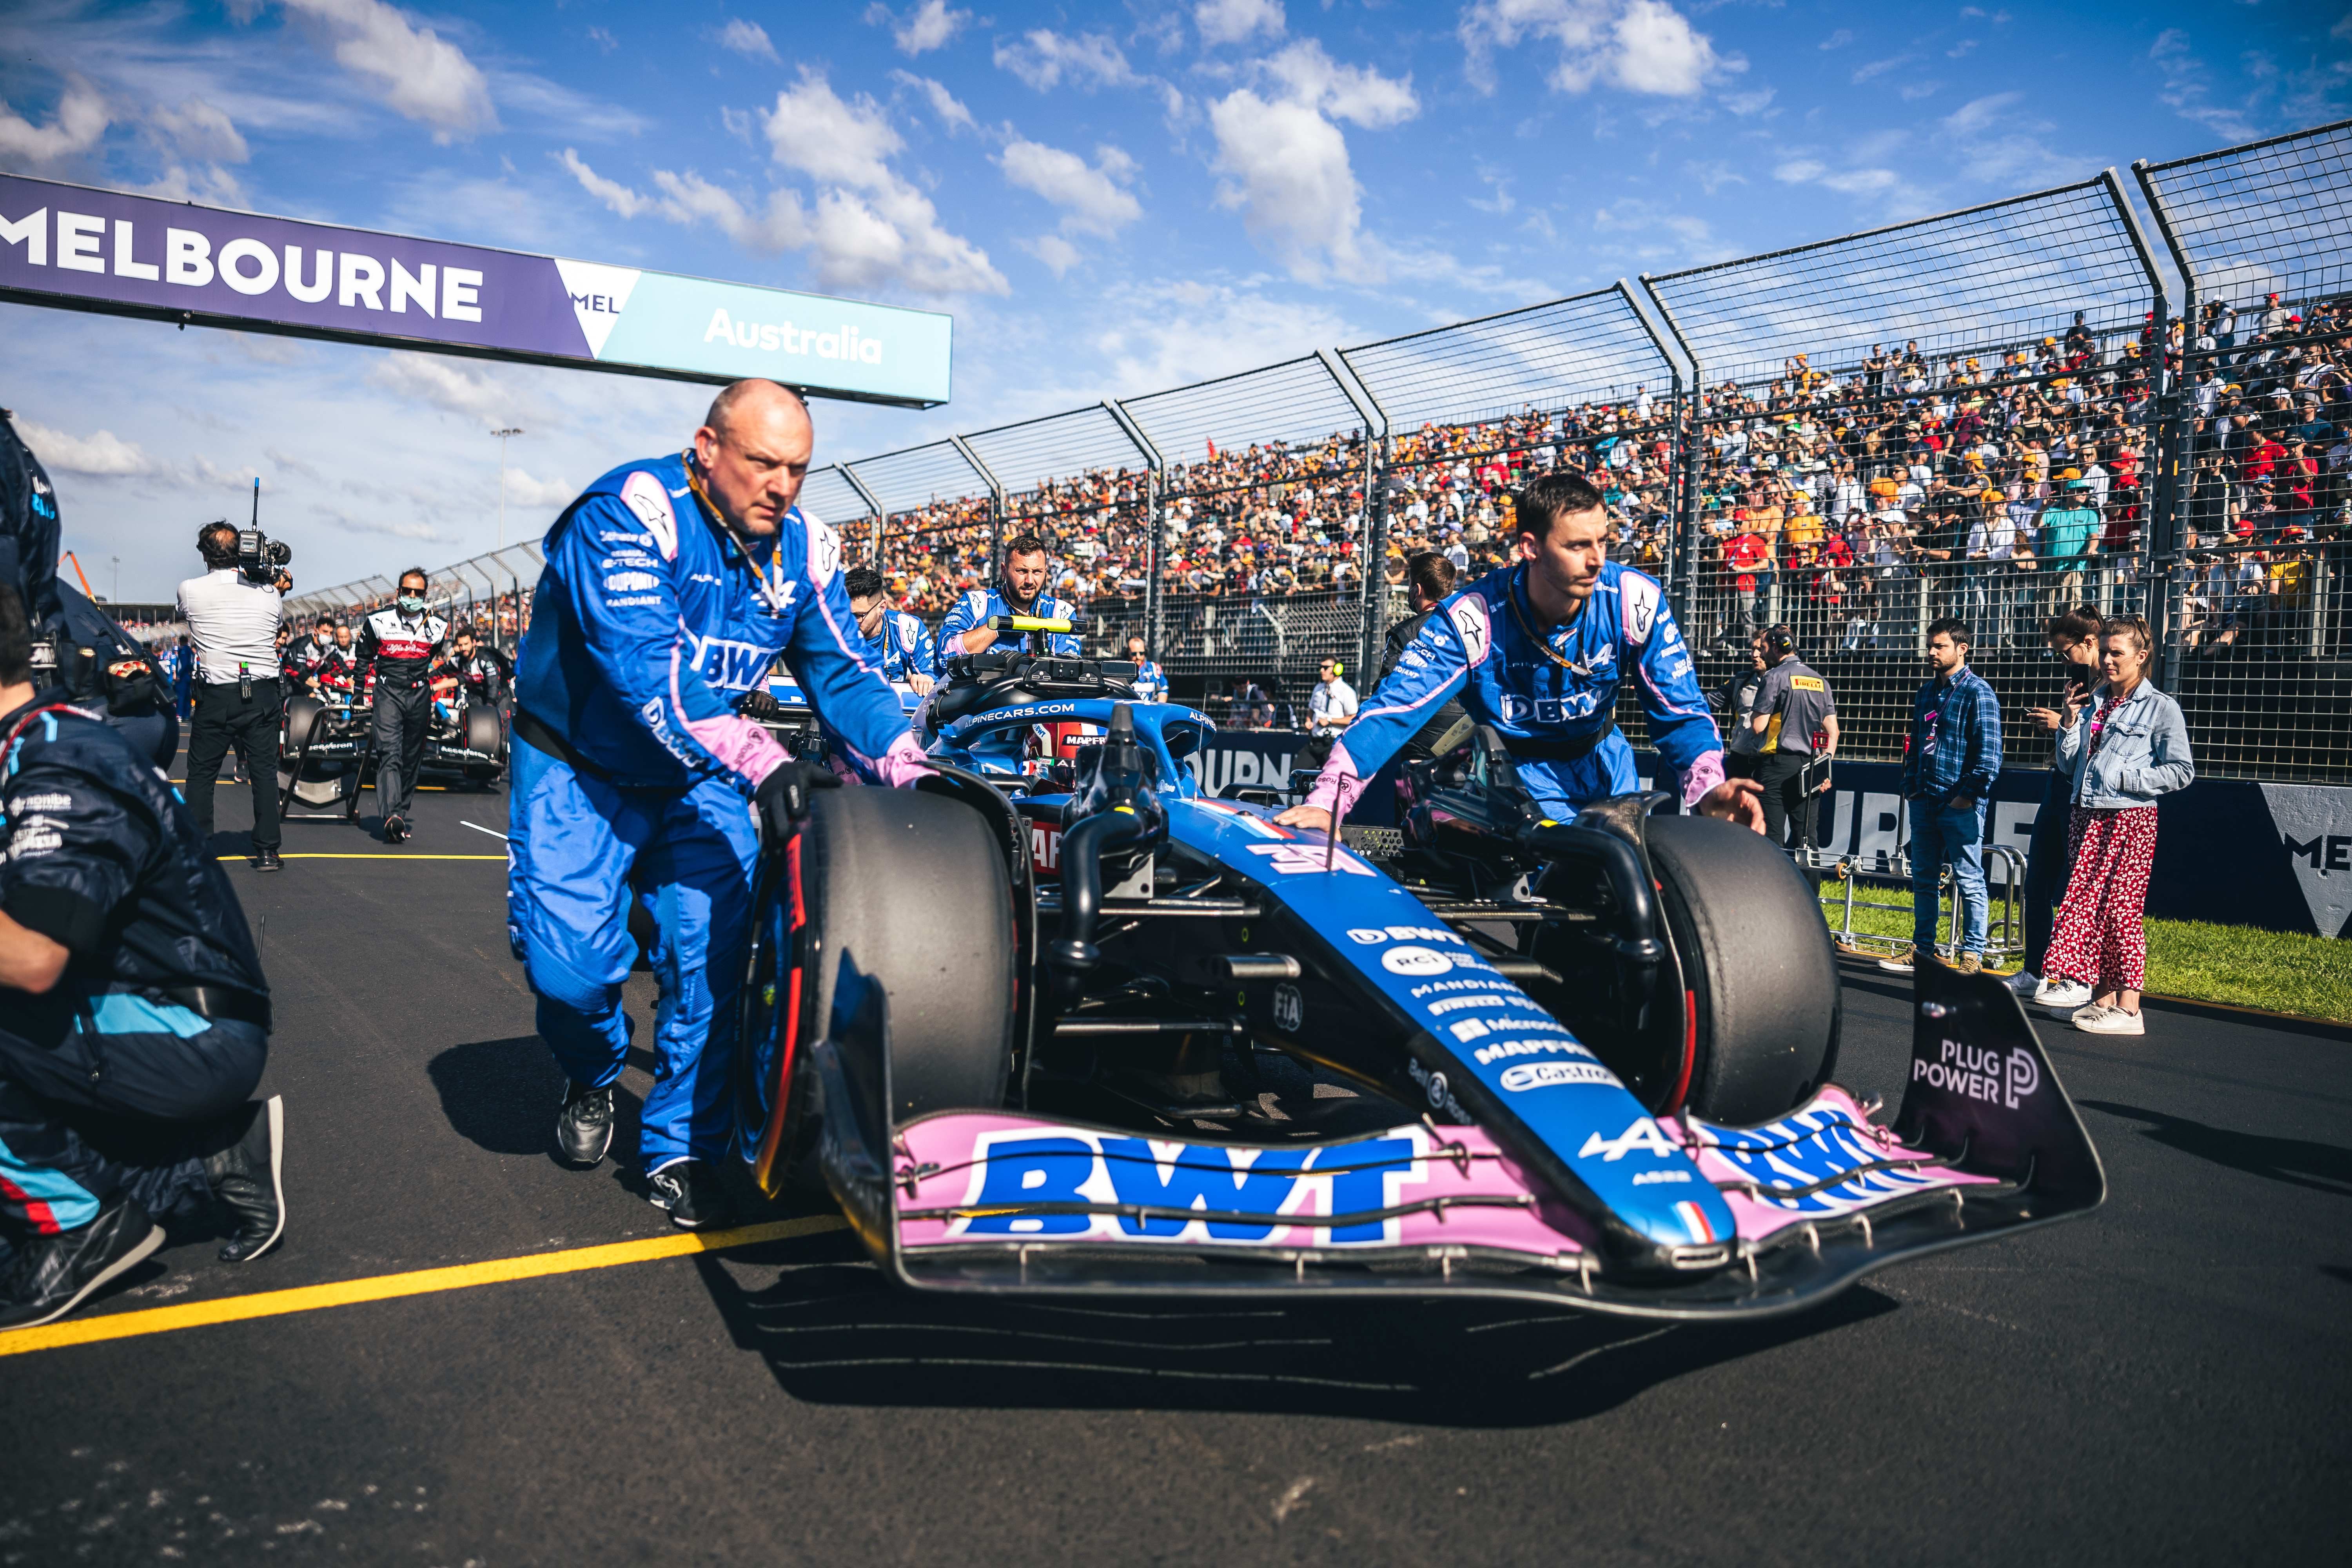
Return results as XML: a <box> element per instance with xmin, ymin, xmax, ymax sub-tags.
<box><xmin>0</xmin><ymin>173</ymin><xmax>952</xmax><ymax>409</ymax></box>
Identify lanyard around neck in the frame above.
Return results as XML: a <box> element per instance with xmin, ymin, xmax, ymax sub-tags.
<box><xmin>685</xmin><ymin>451</ymin><xmax>791</xmax><ymax>614</ymax></box>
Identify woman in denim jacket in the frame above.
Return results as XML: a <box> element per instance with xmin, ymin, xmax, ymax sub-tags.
<box><xmin>2031</xmin><ymin>616</ymin><xmax>2195</xmax><ymax>1034</ymax></box>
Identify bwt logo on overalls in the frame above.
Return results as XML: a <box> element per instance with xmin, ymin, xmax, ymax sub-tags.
<box><xmin>1915</xmin><ymin>1040</ymin><xmax>2040</xmax><ymax>1109</ymax></box>
<box><xmin>691</xmin><ymin>637</ymin><xmax>773</xmax><ymax>691</ymax></box>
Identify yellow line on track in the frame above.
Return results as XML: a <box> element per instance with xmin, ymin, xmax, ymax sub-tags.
<box><xmin>0</xmin><ymin>1214</ymin><xmax>849</xmax><ymax>1357</ymax></box>
<box><xmin>214</xmin><ymin>854</ymin><xmax>505</xmax><ymax>861</ymax></box>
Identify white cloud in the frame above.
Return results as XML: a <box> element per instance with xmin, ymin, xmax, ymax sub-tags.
<box><xmin>278</xmin><ymin>0</ymin><xmax>496</xmax><ymax>140</ymax></box>
<box><xmin>1263</xmin><ymin>39</ymin><xmax>1418</xmax><ymax>127</ymax></box>
<box><xmin>714</xmin><ymin>19</ymin><xmax>779</xmax><ymax>64</ymax></box>
<box><xmin>1091</xmin><ymin>279</ymin><xmax>1357</xmax><ymax>393</ymax></box>
<box><xmin>0</xmin><ymin>76</ymin><xmax>110</xmax><ymax>169</ymax></box>
<box><xmin>314</xmin><ymin>506</ymin><xmax>456</xmax><ymax>544</ymax></box>
<box><xmin>1460</xmin><ymin>0</ymin><xmax>1722</xmax><ymax>98</ymax></box>
<box><xmin>16</xmin><ymin>419</ymin><xmax>162</xmax><ymax>479</ymax></box>
<box><xmin>866</xmin><ymin>0</ymin><xmax>971</xmax><ymax>56</ymax></box>
<box><xmin>1196</xmin><ymin>0</ymin><xmax>1285</xmax><ymax>47</ymax></box>
<box><xmin>1209</xmin><ymin>91</ymin><xmax>1369</xmax><ymax>283</ymax></box>
<box><xmin>994</xmin><ymin>30</ymin><xmax>1137</xmax><ymax>91</ymax></box>
<box><xmin>1024</xmin><ymin>234</ymin><xmax>1083</xmax><ymax>277</ymax></box>
<box><xmin>1820</xmin><ymin>29</ymin><xmax>1853</xmax><ymax>49</ymax></box>
<box><xmin>1000</xmin><ymin>139</ymin><xmax>1142</xmax><ymax>236</ymax></box>
<box><xmin>891</xmin><ymin>71</ymin><xmax>975</xmax><ymax>132</ymax></box>
<box><xmin>649</xmin><ymin>170</ymin><xmax>811</xmax><ymax>252</ymax></box>
<box><xmin>1773</xmin><ymin>159</ymin><xmax>1827</xmax><ymax>183</ymax></box>
<box><xmin>1204</xmin><ymin>43</ymin><xmax>1417</xmax><ymax>283</ymax></box>
<box><xmin>1941</xmin><ymin>90</ymin><xmax>2019</xmax><ymax>136</ymax></box>
<box><xmin>369</xmin><ymin>352</ymin><xmax>535</xmax><ymax>426</ymax></box>
<box><xmin>2149</xmin><ymin>28</ymin><xmax>2261</xmax><ymax>143</ymax></box>
<box><xmin>147</xmin><ymin>97</ymin><xmax>249</xmax><ymax>163</ymax></box>
<box><xmin>559</xmin><ymin>147</ymin><xmax>658</xmax><ymax>218</ymax></box>
<box><xmin>499</xmin><ymin>467</ymin><xmax>576</xmax><ymax>509</ymax></box>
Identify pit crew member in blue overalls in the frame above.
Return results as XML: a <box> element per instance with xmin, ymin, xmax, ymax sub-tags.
<box><xmin>932</xmin><ymin>532</ymin><xmax>1082</xmax><ymax>768</ymax></box>
<box><xmin>843</xmin><ymin>567</ymin><xmax>935</xmax><ymax>697</ymax></box>
<box><xmin>0</xmin><ymin>583</ymin><xmax>287</xmax><ymax>1330</ymax></box>
<box><xmin>1277</xmin><ymin>470</ymin><xmax>1764</xmax><ymax>837</ymax></box>
<box><xmin>509</xmin><ymin>379</ymin><xmax>929</xmax><ymax>1231</ymax></box>
<box><xmin>1125</xmin><ymin>634</ymin><xmax>1167</xmax><ymax>703</ymax></box>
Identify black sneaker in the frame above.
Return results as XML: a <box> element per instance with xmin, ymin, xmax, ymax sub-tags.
<box><xmin>253</xmin><ymin>846</ymin><xmax>283</xmax><ymax>873</ymax></box>
<box><xmin>555</xmin><ymin>1080</ymin><xmax>614</xmax><ymax>1167</ymax></box>
<box><xmin>383</xmin><ymin>813</ymin><xmax>406</xmax><ymax>844</ymax></box>
<box><xmin>0</xmin><ymin>1198</ymin><xmax>165</xmax><ymax>1330</ymax></box>
<box><xmin>204</xmin><ymin>1096</ymin><xmax>287</xmax><ymax>1263</ymax></box>
<box><xmin>646</xmin><ymin>1160</ymin><xmax>735</xmax><ymax>1230</ymax></box>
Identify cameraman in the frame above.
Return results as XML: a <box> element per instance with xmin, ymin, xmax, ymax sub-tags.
<box><xmin>176</xmin><ymin>522</ymin><xmax>289</xmax><ymax>873</ymax></box>
<box><xmin>0</xmin><ymin>583</ymin><xmax>288</xmax><ymax>1330</ymax></box>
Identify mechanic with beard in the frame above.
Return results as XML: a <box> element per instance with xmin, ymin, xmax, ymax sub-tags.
<box><xmin>843</xmin><ymin>567</ymin><xmax>935</xmax><ymax>695</ymax></box>
<box><xmin>934</xmin><ymin>533</ymin><xmax>1082</xmax><ymax>666</ymax></box>
<box><xmin>441</xmin><ymin>626</ymin><xmax>513</xmax><ymax>708</ymax></box>
<box><xmin>509</xmin><ymin>379</ymin><xmax>928</xmax><ymax>1230</ymax></box>
<box><xmin>350</xmin><ymin>569</ymin><xmax>448</xmax><ymax>844</ymax></box>
<box><xmin>1277</xmin><ymin>471</ymin><xmax>1764</xmax><ymax>835</ymax></box>
<box><xmin>0</xmin><ymin>583</ymin><xmax>287</xmax><ymax>1330</ymax></box>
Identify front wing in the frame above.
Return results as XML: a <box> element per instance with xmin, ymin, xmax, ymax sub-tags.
<box><xmin>815</xmin><ymin>960</ymin><xmax>2105</xmax><ymax>1321</ymax></box>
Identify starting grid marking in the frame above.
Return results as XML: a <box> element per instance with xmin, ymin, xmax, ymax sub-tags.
<box><xmin>213</xmin><ymin>854</ymin><xmax>506</xmax><ymax>861</ymax></box>
<box><xmin>0</xmin><ymin>1214</ymin><xmax>849</xmax><ymax>1358</ymax></box>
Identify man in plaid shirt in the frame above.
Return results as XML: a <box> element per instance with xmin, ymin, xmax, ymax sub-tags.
<box><xmin>1884</xmin><ymin>617</ymin><xmax>2004</xmax><ymax>974</ymax></box>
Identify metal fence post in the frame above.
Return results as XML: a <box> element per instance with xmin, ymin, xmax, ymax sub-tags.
<box><xmin>838</xmin><ymin>463</ymin><xmax>887</xmax><ymax>573</ymax></box>
<box><xmin>1637</xmin><ymin>275</ymin><xmax>1705</xmax><ymax>635</ymax></box>
<box><xmin>1316</xmin><ymin>348</ymin><xmax>1390</xmax><ymax>678</ymax></box>
<box><xmin>2098</xmin><ymin>167</ymin><xmax>2173</xmax><ymax>655</ymax></box>
<box><xmin>1103</xmin><ymin>397</ymin><xmax>1168</xmax><ymax>662</ymax></box>
<box><xmin>949</xmin><ymin>434</ymin><xmax>1007</xmax><ymax>613</ymax></box>
<box><xmin>2132</xmin><ymin>156</ymin><xmax>2202</xmax><ymax>692</ymax></box>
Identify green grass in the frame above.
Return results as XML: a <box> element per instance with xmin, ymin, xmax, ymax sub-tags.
<box><xmin>1817</xmin><ymin>881</ymin><xmax>2352</xmax><ymax>1024</ymax></box>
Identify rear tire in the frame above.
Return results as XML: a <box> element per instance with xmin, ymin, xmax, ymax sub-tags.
<box><xmin>1644</xmin><ymin>813</ymin><xmax>1841</xmax><ymax>1125</ymax></box>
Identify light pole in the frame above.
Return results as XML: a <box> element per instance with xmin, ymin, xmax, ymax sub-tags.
<box><xmin>110</xmin><ymin>555</ymin><xmax>120</xmax><ymax>607</ymax></box>
<box><xmin>490</xmin><ymin>427</ymin><xmax>524</xmax><ymax>546</ymax></box>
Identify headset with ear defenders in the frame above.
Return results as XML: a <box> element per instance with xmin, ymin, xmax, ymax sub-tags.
<box><xmin>1765</xmin><ymin>626</ymin><xmax>1797</xmax><ymax>662</ymax></box>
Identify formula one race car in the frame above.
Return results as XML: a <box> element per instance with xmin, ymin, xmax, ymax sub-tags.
<box><xmin>732</xmin><ymin>641</ymin><xmax>2104</xmax><ymax>1318</ymax></box>
<box><xmin>277</xmin><ymin>687</ymin><xmax>508</xmax><ymax>813</ymax></box>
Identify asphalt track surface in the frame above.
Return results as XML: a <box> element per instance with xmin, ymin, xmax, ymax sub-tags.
<box><xmin>3</xmin><ymin>767</ymin><xmax>2347</xmax><ymax>1566</ymax></box>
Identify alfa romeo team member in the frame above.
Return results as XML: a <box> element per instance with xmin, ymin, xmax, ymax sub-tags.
<box><xmin>0</xmin><ymin>584</ymin><xmax>287</xmax><ymax>1330</ymax></box>
<box><xmin>1277</xmin><ymin>472</ymin><xmax>1763</xmax><ymax>834</ymax></box>
<box><xmin>843</xmin><ymin>567</ymin><xmax>935</xmax><ymax>695</ymax></box>
<box><xmin>509</xmin><ymin>379</ymin><xmax>927</xmax><ymax>1230</ymax></box>
<box><xmin>933</xmin><ymin>532</ymin><xmax>1082</xmax><ymax>667</ymax></box>
<box><xmin>350</xmin><ymin>570</ymin><xmax>449</xmax><ymax>844</ymax></box>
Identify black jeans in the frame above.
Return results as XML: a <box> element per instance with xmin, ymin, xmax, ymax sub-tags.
<box><xmin>369</xmin><ymin>681</ymin><xmax>431</xmax><ymax>817</ymax></box>
<box><xmin>187</xmin><ymin>677</ymin><xmax>283</xmax><ymax>851</ymax></box>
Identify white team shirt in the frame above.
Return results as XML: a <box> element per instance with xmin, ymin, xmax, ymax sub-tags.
<box><xmin>1310</xmin><ymin>675</ymin><xmax>1358</xmax><ymax>730</ymax></box>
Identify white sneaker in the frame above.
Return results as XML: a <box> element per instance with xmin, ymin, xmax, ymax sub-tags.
<box><xmin>1877</xmin><ymin>948</ymin><xmax>1916</xmax><ymax>973</ymax></box>
<box><xmin>2033</xmin><ymin>977</ymin><xmax>2092</xmax><ymax>1012</ymax></box>
<box><xmin>2073</xmin><ymin>1005</ymin><xmax>2145</xmax><ymax>1036</ymax></box>
<box><xmin>2003</xmin><ymin>970</ymin><xmax>2041</xmax><ymax>997</ymax></box>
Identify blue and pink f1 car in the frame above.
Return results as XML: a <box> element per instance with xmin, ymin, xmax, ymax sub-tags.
<box><xmin>733</xmin><ymin>642</ymin><xmax>2103</xmax><ymax>1317</ymax></box>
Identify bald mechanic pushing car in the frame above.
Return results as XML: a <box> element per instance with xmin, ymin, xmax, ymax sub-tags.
<box><xmin>508</xmin><ymin>379</ymin><xmax>928</xmax><ymax>1230</ymax></box>
<box><xmin>1278</xmin><ymin>470</ymin><xmax>1764</xmax><ymax>837</ymax></box>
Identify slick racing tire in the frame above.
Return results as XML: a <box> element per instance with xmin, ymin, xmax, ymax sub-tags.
<box><xmin>281</xmin><ymin>694</ymin><xmax>324</xmax><ymax>769</ymax></box>
<box><xmin>739</xmin><ymin>787</ymin><xmax>1016</xmax><ymax>1196</ymax></box>
<box><xmin>463</xmin><ymin>703</ymin><xmax>505</xmax><ymax>763</ymax></box>
<box><xmin>1644</xmin><ymin>813</ymin><xmax>1841</xmax><ymax>1126</ymax></box>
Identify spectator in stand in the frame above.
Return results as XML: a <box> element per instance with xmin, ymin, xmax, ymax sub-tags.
<box><xmin>1884</xmin><ymin>617</ymin><xmax>2002</xmax><ymax>975</ymax></box>
<box><xmin>2038</xmin><ymin>477</ymin><xmax>2100</xmax><ymax>601</ymax></box>
<box><xmin>2034</xmin><ymin>616</ymin><xmax>2196</xmax><ymax>1035</ymax></box>
<box><xmin>2007</xmin><ymin>605</ymin><xmax>2104</xmax><ymax>998</ymax></box>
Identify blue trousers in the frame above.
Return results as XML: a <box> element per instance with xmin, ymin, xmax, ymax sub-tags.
<box><xmin>1911</xmin><ymin>797</ymin><xmax>1991</xmax><ymax>956</ymax></box>
<box><xmin>506</xmin><ymin>742</ymin><xmax>758</xmax><ymax>1171</ymax></box>
<box><xmin>1526</xmin><ymin>731</ymin><xmax>1643</xmax><ymax>822</ymax></box>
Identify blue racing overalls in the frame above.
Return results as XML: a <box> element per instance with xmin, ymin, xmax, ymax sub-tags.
<box><xmin>1305</xmin><ymin>561</ymin><xmax>1727</xmax><ymax>822</ymax></box>
<box><xmin>508</xmin><ymin>453</ymin><xmax>924</xmax><ymax>1172</ymax></box>
<box><xmin>858</xmin><ymin>608</ymin><xmax>936</xmax><ymax>682</ymax></box>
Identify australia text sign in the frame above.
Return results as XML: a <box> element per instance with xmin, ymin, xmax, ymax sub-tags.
<box><xmin>0</xmin><ymin>174</ymin><xmax>952</xmax><ymax>407</ymax></box>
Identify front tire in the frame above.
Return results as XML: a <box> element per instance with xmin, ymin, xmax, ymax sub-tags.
<box><xmin>739</xmin><ymin>788</ymin><xmax>1017</xmax><ymax>1195</ymax></box>
<box><xmin>1644</xmin><ymin>813</ymin><xmax>1841</xmax><ymax>1125</ymax></box>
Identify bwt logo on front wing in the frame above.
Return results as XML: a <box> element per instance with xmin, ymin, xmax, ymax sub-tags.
<box><xmin>1916</xmin><ymin>1040</ymin><xmax>2040</xmax><ymax>1109</ymax></box>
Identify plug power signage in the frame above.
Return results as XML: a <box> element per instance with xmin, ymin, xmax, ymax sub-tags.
<box><xmin>0</xmin><ymin>174</ymin><xmax>952</xmax><ymax>408</ymax></box>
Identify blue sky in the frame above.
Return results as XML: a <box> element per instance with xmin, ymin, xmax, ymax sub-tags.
<box><xmin>2</xmin><ymin>0</ymin><xmax>2345</xmax><ymax>600</ymax></box>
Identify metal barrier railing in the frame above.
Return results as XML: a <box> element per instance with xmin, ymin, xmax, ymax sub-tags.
<box><xmin>1809</xmin><ymin>843</ymin><xmax>2027</xmax><ymax>967</ymax></box>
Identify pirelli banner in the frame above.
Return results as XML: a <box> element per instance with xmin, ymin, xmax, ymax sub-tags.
<box><xmin>0</xmin><ymin>174</ymin><xmax>953</xmax><ymax>408</ymax></box>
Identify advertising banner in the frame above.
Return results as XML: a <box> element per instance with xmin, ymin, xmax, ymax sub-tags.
<box><xmin>0</xmin><ymin>174</ymin><xmax>952</xmax><ymax>407</ymax></box>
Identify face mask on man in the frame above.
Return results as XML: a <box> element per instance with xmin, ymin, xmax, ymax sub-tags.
<box><xmin>398</xmin><ymin>593</ymin><xmax>426</xmax><ymax>614</ymax></box>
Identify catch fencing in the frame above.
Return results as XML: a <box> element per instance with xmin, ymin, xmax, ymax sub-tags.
<box><xmin>305</xmin><ymin>121</ymin><xmax>2351</xmax><ymax>779</ymax></box>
